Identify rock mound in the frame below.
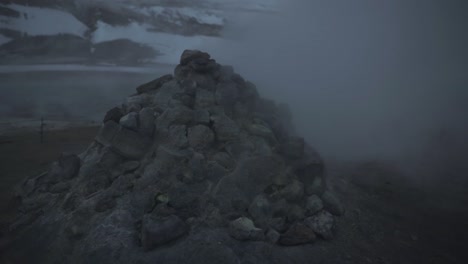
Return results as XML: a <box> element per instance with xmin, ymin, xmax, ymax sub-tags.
<box><xmin>5</xmin><ymin>50</ymin><xmax>343</xmax><ymax>263</ymax></box>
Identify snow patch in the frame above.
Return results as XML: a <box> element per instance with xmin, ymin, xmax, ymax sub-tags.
<box><xmin>0</xmin><ymin>4</ymin><xmax>88</xmax><ymax>37</ymax></box>
<box><xmin>142</xmin><ymin>6</ymin><xmax>224</xmax><ymax>26</ymax></box>
<box><xmin>204</xmin><ymin>0</ymin><xmax>280</xmax><ymax>12</ymax></box>
<box><xmin>92</xmin><ymin>21</ymin><xmax>227</xmax><ymax>64</ymax></box>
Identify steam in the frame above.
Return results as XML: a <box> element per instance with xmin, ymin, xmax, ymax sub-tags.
<box><xmin>204</xmin><ymin>0</ymin><xmax>468</xmax><ymax>171</ymax></box>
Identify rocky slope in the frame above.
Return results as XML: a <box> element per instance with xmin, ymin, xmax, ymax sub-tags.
<box><xmin>3</xmin><ymin>50</ymin><xmax>343</xmax><ymax>263</ymax></box>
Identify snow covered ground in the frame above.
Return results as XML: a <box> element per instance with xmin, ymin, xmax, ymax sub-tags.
<box><xmin>0</xmin><ymin>0</ymin><xmax>279</xmax><ymax>65</ymax></box>
<box><xmin>136</xmin><ymin>6</ymin><xmax>225</xmax><ymax>26</ymax></box>
<box><xmin>92</xmin><ymin>21</ymin><xmax>229</xmax><ymax>64</ymax></box>
<box><xmin>0</xmin><ymin>4</ymin><xmax>88</xmax><ymax>37</ymax></box>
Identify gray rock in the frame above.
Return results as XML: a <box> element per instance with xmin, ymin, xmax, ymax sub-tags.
<box><xmin>180</xmin><ymin>79</ymin><xmax>197</xmax><ymax>95</ymax></box>
<box><xmin>167</xmin><ymin>125</ymin><xmax>188</xmax><ymax>148</ymax></box>
<box><xmin>64</xmin><ymin>207</ymin><xmax>94</xmax><ymax>240</ymax></box>
<box><xmin>189</xmin><ymin>153</ymin><xmax>206</xmax><ymax>181</ymax></box>
<box><xmin>180</xmin><ymin>49</ymin><xmax>211</xmax><ymax>66</ymax></box>
<box><xmin>18</xmin><ymin>192</ymin><xmax>54</xmax><ymax>214</ymax></box>
<box><xmin>214</xmin><ymin>155</ymin><xmax>285</xmax><ymax>213</ymax></box>
<box><xmin>174</xmin><ymin>64</ymin><xmax>191</xmax><ymax>80</ymax></box>
<box><xmin>128</xmin><ymin>186</ymin><xmax>159</xmax><ymax>215</ymax></box>
<box><xmin>54</xmin><ymin>153</ymin><xmax>81</xmax><ymax>180</ymax></box>
<box><xmin>272</xmin><ymin>169</ymin><xmax>291</xmax><ymax>187</ymax></box>
<box><xmin>281</xmin><ymin>137</ymin><xmax>305</xmax><ymax>159</ymax></box>
<box><xmin>195</xmin><ymin>88</ymin><xmax>216</xmax><ymax>109</ymax></box>
<box><xmin>212</xmin><ymin>113</ymin><xmax>240</xmax><ymax>141</ymax></box>
<box><xmin>8</xmin><ymin>207</ymin><xmax>45</xmax><ymax>234</ymax></box>
<box><xmin>212</xmin><ymin>152</ymin><xmax>235</xmax><ymax>170</ymax></box>
<box><xmin>126</xmin><ymin>94</ymin><xmax>153</xmax><ymax>108</ymax></box>
<box><xmin>266</xmin><ymin>229</ymin><xmax>280</xmax><ymax>244</ymax></box>
<box><xmin>168</xmin><ymin>184</ymin><xmax>199</xmax><ymax>213</ymax></box>
<box><xmin>268</xmin><ymin>217</ymin><xmax>287</xmax><ymax>233</ymax></box>
<box><xmin>216</xmin><ymin>65</ymin><xmax>234</xmax><ymax>82</ymax></box>
<box><xmin>233</xmin><ymin>102</ymin><xmax>249</xmax><ymax>117</ymax></box>
<box><xmin>216</xmin><ymin>81</ymin><xmax>239</xmax><ymax>108</ymax></box>
<box><xmin>287</xmin><ymin>204</ymin><xmax>305</xmax><ymax>222</ymax></box>
<box><xmin>280</xmin><ymin>180</ymin><xmax>304</xmax><ymax>202</ymax></box>
<box><xmin>136</xmin><ymin>74</ymin><xmax>173</xmax><ymax>94</ymax></box>
<box><xmin>293</xmin><ymin>148</ymin><xmax>325</xmax><ymax>191</ymax></box>
<box><xmin>78</xmin><ymin>209</ymin><xmax>135</xmax><ymax>263</ymax></box>
<box><xmin>251</xmin><ymin>136</ymin><xmax>273</xmax><ymax>156</ymax></box>
<box><xmin>225</xmin><ymin>140</ymin><xmax>254</xmax><ymax>160</ymax></box>
<box><xmin>321</xmin><ymin>191</ymin><xmax>344</xmax><ymax>216</ymax></box>
<box><xmin>190</xmin><ymin>73</ymin><xmax>217</xmax><ymax>91</ymax></box>
<box><xmin>305</xmin><ymin>195</ymin><xmax>324</xmax><ymax>216</ymax></box>
<box><xmin>138</xmin><ymin>107</ymin><xmax>156</xmax><ymax>137</ymax></box>
<box><xmin>187</xmin><ymin>125</ymin><xmax>215</xmax><ymax>150</ymax></box>
<box><xmin>95</xmin><ymin>121</ymin><xmax>120</xmax><ymax>147</ymax></box>
<box><xmin>141</xmin><ymin>214</ymin><xmax>188</xmax><ymax>251</ymax></box>
<box><xmin>279</xmin><ymin>223</ymin><xmax>316</xmax><ymax>246</ymax></box>
<box><xmin>111</xmin><ymin>126</ymin><xmax>151</xmax><ymax>159</ymax></box>
<box><xmin>240</xmin><ymin>81</ymin><xmax>260</xmax><ymax>110</ymax></box>
<box><xmin>103</xmin><ymin>107</ymin><xmax>124</xmax><ymax>123</ymax></box>
<box><xmin>61</xmin><ymin>192</ymin><xmax>80</xmax><ymax>212</ymax></box>
<box><xmin>110</xmin><ymin>174</ymin><xmax>134</xmax><ymax>193</ymax></box>
<box><xmin>206</xmin><ymin>161</ymin><xmax>228</xmax><ymax>181</ymax></box>
<box><xmin>307</xmin><ymin>176</ymin><xmax>326</xmax><ymax>195</ymax></box>
<box><xmin>248</xmin><ymin>123</ymin><xmax>275</xmax><ymax>141</ymax></box>
<box><xmin>228</xmin><ymin>198</ymin><xmax>248</xmax><ymax>213</ymax></box>
<box><xmin>304</xmin><ymin>210</ymin><xmax>334</xmax><ymax>240</ymax></box>
<box><xmin>157</xmin><ymin>105</ymin><xmax>194</xmax><ymax>128</ymax></box>
<box><xmin>96</xmin><ymin>147</ymin><xmax>124</xmax><ymax>172</ymax></box>
<box><xmin>272</xmin><ymin>199</ymin><xmax>290</xmax><ymax>217</ymax></box>
<box><xmin>228</xmin><ymin>217</ymin><xmax>264</xmax><ymax>241</ymax></box>
<box><xmin>119</xmin><ymin>161</ymin><xmax>140</xmax><ymax>173</ymax></box>
<box><xmin>172</xmin><ymin>90</ymin><xmax>195</xmax><ymax>108</ymax></box>
<box><xmin>76</xmin><ymin>163</ymin><xmax>112</xmax><ymax>196</ymax></box>
<box><xmin>119</xmin><ymin>112</ymin><xmax>139</xmax><ymax>131</ymax></box>
<box><xmin>155</xmin><ymin>145</ymin><xmax>193</xmax><ymax>161</ymax></box>
<box><xmin>126</xmin><ymin>103</ymin><xmax>142</xmax><ymax>113</ymax></box>
<box><xmin>231</xmin><ymin>73</ymin><xmax>246</xmax><ymax>86</ymax></box>
<box><xmin>248</xmin><ymin>195</ymin><xmax>272</xmax><ymax>226</ymax></box>
<box><xmin>193</xmin><ymin>109</ymin><xmax>210</xmax><ymax>125</ymax></box>
<box><xmin>189</xmin><ymin>57</ymin><xmax>218</xmax><ymax>73</ymax></box>
<box><xmin>48</xmin><ymin>182</ymin><xmax>70</xmax><ymax>193</ymax></box>
<box><xmin>152</xmin><ymin>80</ymin><xmax>184</xmax><ymax>110</ymax></box>
<box><xmin>94</xmin><ymin>194</ymin><xmax>116</xmax><ymax>213</ymax></box>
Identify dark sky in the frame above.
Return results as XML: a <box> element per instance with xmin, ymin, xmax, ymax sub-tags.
<box><xmin>207</xmin><ymin>0</ymin><xmax>468</xmax><ymax>166</ymax></box>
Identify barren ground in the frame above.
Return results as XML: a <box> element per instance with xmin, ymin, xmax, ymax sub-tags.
<box><xmin>0</xmin><ymin>70</ymin><xmax>466</xmax><ymax>263</ymax></box>
<box><xmin>0</xmin><ymin>126</ymin><xmax>99</xmax><ymax>233</ymax></box>
<box><xmin>0</xmin><ymin>125</ymin><xmax>467</xmax><ymax>263</ymax></box>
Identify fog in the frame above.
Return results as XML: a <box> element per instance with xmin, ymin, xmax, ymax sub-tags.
<box><xmin>203</xmin><ymin>0</ymin><xmax>468</xmax><ymax>178</ymax></box>
<box><xmin>2</xmin><ymin>0</ymin><xmax>467</xmax><ymax>180</ymax></box>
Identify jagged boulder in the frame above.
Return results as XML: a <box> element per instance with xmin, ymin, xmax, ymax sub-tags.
<box><xmin>4</xmin><ymin>50</ymin><xmax>342</xmax><ymax>264</ymax></box>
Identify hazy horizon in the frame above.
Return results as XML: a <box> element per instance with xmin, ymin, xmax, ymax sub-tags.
<box><xmin>201</xmin><ymin>0</ymin><xmax>468</xmax><ymax>179</ymax></box>
<box><xmin>1</xmin><ymin>0</ymin><xmax>467</xmax><ymax>180</ymax></box>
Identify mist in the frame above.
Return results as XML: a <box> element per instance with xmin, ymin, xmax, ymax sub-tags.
<box><xmin>203</xmin><ymin>0</ymin><xmax>468</xmax><ymax>177</ymax></box>
<box><xmin>2</xmin><ymin>0</ymin><xmax>467</xmax><ymax>178</ymax></box>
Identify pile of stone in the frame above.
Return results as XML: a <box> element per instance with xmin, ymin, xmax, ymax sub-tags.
<box><xmin>5</xmin><ymin>50</ymin><xmax>343</xmax><ymax>263</ymax></box>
